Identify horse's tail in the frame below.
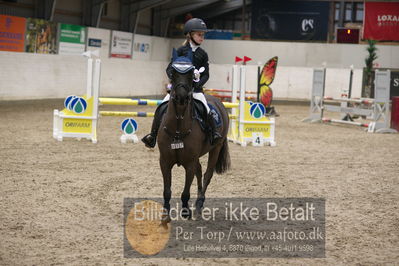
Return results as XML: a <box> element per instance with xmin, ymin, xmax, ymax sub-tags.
<box><xmin>215</xmin><ymin>138</ymin><xmax>231</xmax><ymax>174</ymax></box>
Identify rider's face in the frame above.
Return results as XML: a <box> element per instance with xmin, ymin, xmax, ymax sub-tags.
<box><xmin>191</xmin><ymin>31</ymin><xmax>205</xmax><ymax>44</ymax></box>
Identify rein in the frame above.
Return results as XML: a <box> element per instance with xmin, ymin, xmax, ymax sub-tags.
<box><xmin>163</xmin><ymin>94</ymin><xmax>193</xmax><ymax>140</ymax></box>
<box><xmin>163</xmin><ymin>81</ymin><xmax>195</xmax><ymax>166</ymax></box>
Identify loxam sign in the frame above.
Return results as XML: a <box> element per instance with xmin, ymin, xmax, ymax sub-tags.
<box><xmin>377</xmin><ymin>15</ymin><xmax>399</xmax><ymax>26</ymax></box>
<box><xmin>363</xmin><ymin>2</ymin><xmax>399</xmax><ymax>41</ymax></box>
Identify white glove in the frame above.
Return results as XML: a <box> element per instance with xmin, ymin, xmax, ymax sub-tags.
<box><xmin>193</xmin><ymin>67</ymin><xmax>205</xmax><ymax>82</ymax></box>
<box><xmin>166</xmin><ymin>83</ymin><xmax>172</xmax><ymax>92</ymax></box>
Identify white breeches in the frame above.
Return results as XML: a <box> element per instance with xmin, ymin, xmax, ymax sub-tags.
<box><xmin>162</xmin><ymin>92</ymin><xmax>210</xmax><ymax>113</ymax></box>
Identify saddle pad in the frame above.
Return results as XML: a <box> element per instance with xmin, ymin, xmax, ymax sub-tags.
<box><xmin>208</xmin><ymin>104</ymin><xmax>222</xmax><ymax>128</ymax></box>
<box><xmin>160</xmin><ymin>100</ymin><xmax>222</xmax><ymax>133</ymax></box>
<box><xmin>192</xmin><ymin>99</ymin><xmax>222</xmax><ymax>130</ymax></box>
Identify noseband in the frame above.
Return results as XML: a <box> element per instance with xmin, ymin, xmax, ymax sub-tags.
<box><xmin>170</xmin><ymin>82</ymin><xmax>193</xmax><ymax>107</ymax></box>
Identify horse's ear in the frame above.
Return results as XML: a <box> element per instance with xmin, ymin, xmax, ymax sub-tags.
<box><xmin>187</xmin><ymin>48</ymin><xmax>193</xmax><ymax>63</ymax></box>
<box><xmin>172</xmin><ymin>48</ymin><xmax>178</xmax><ymax>61</ymax></box>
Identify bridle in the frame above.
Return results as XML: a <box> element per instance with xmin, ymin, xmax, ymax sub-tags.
<box><xmin>163</xmin><ymin>69</ymin><xmax>194</xmax><ymax>160</ymax></box>
<box><xmin>170</xmin><ymin>82</ymin><xmax>193</xmax><ymax>111</ymax></box>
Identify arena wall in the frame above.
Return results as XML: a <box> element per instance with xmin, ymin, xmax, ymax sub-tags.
<box><xmin>0</xmin><ymin>51</ymin><xmax>169</xmax><ymax>100</ymax></box>
<box><xmin>171</xmin><ymin>38</ymin><xmax>399</xmax><ymax>69</ymax></box>
<box><xmin>1</xmin><ymin>36</ymin><xmax>397</xmax><ymax>100</ymax></box>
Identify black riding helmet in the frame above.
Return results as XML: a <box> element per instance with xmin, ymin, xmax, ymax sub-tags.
<box><xmin>183</xmin><ymin>18</ymin><xmax>207</xmax><ymax>35</ymax></box>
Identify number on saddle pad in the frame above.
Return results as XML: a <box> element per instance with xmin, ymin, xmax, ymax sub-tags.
<box><xmin>171</xmin><ymin>140</ymin><xmax>184</xmax><ymax>149</ymax></box>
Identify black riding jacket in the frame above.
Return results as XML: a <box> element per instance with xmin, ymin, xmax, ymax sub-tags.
<box><xmin>166</xmin><ymin>42</ymin><xmax>209</xmax><ymax>93</ymax></box>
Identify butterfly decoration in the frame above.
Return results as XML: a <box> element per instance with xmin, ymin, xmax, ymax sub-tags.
<box><xmin>259</xmin><ymin>56</ymin><xmax>278</xmax><ymax>108</ymax></box>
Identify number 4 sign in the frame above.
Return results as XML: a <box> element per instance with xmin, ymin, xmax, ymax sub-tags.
<box><xmin>252</xmin><ymin>133</ymin><xmax>264</xmax><ymax>146</ymax></box>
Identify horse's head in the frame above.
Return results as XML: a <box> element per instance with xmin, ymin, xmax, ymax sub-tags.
<box><xmin>170</xmin><ymin>48</ymin><xmax>195</xmax><ymax>105</ymax></box>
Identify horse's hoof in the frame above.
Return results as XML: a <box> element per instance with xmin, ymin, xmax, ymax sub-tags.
<box><xmin>161</xmin><ymin>213</ymin><xmax>171</xmax><ymax>225</ymax></box>
<box><xmin>194</xmin><ymin>208</ymin><xmax>202</xmax><ymax>220</ymax></box>
<box><xmin>181</xmin><ymin>207</ymin><xmax>192</xmax><ymax>220</ymax></box>
<box><xmin>195</xmin><ymin>198</ymin><xmax>204</xmax><ymax>210</ymax></box>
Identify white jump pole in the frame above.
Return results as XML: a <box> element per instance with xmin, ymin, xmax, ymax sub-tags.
<box><xmin>86</xmin><ymin>58</ymin><xmax>93</xmax><ymax>97</ymax></box>
<box><xmin>324</xmin><ymin>98</ymin><xmax>374</xmax><ymax>104</ymax></box>
<box><xmin>92</xmin><ymin>59</ymin><xmax>101</xmax><ymax>116</ymax></box>
<box><xmin>238</xmin><ymin>65</ymin><xmax>246</xmax><ymax>145</ymax></box>
<box><xmin>230</xmin><ymin>65</ymin><xmax>240</xmax><ymax>140</ymax></box>
<box><xmin>90</xmin><ymin>59</ymin><xmax>101</xmax><ymax>143</ymax></box>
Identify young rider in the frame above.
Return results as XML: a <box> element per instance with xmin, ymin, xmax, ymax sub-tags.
<box><xmin>142</xmin><ymin>18</ymin><xmax>222</xmax><ymax>148</ymax></box>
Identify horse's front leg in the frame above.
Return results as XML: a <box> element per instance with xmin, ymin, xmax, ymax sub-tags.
<box><xmin>181</xmin><ymin>162</ymin><xmax>196</xmax><ymax>219</ymax></box>
<box><xmin>160</xmin><ymin>157</ymin><xmax>173</xmax><ymax>223</ymax></box>
<box><xmin>194</xmin><ymin>160</ymin><xmax>203</xmax><ymax>217</ymax></box>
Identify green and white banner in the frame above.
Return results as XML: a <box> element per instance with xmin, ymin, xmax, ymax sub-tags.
<box><xmin>58</xmin><ymin>23</ymin><xmax>86</xmax><ymax>55</ymax></box>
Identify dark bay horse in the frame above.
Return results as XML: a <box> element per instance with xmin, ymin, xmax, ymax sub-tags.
<box><xmin>158</xmin><ymin>49</ymin><xmax>230</xmax><ymax>220</ymax></box>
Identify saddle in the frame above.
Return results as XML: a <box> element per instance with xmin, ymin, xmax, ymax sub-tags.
<box><xmin>158</xmin><ymin>100</ymin><xmax>222</xmax><ymax>133</ymax></box>
<box><xmin>192</xmin><ymin>99</ymin><xmax>222</xmax><ymax>131</ymax></box>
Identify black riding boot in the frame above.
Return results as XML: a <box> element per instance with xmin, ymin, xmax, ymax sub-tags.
<box><xmin>207</xmin><ymin>112</ymin><xmax>222</xmax><ymax>145</ymax></box>
<box><xmin>141</xmin><ymin>103</ymin><xmax>167</xmax><ymax>148</ymax></box>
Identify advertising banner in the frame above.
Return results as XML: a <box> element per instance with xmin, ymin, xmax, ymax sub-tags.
<box><xmin>25</xmin><ymin>18</ymin><xmax>57</xmax><ymax>54</ymax></box>
<box><xmin>0</xmin><ymin>15</ymin><xmax>26</xmax><ymax>52</ymax></box>
<box><xmin>205</xmin><ymin>30</ymin><xmax>233</xmax><ymax>40</ymax></box>
<box><xmin>88</xmin><ymin>38</ymin><xmax>101</xmax><ymax>48</ymax></box>
<box><xmin>87</xmin><ymin>27</ymin><xmax>111</xmax><ymax>58</ymax></box>
<box><xmin>363</xmin><ymin>2</ymin><xmax>399</xmax><ymax>41</ymax></box>
<box><xmin>362</xmin><ymin>69</ymin><xmax>399</xmax><ymax>98</ymax></box>
<box><xmin>110</xmin><ymin>30</ymin><xmax>132</xmax><ymax>58</ymax></box>
<box><xmin>58</xmin><ymin>23</ymin><xmax>86</xmax><ymax>55</ymax></box>
<box><xmin>132</xmin><ymin>34</ymin><xmax>152</xmax><ymax>60</ymax></box>
<box><xmin>251</xmin><ymin>0</ymin><xmax>329</xmax><ymax>41</ymax></box>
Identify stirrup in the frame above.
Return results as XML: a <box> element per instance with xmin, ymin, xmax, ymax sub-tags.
<box><xmin>141</xmin><ymin>134</ymin><xmax>156</xmax><ymax>148</ymax></box>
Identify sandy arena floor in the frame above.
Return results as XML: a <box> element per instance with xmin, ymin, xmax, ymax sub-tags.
<box><xmin>0</xmin><ymin>99</ymin><xmax>398</xmax><ymax>265</ymax></box>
